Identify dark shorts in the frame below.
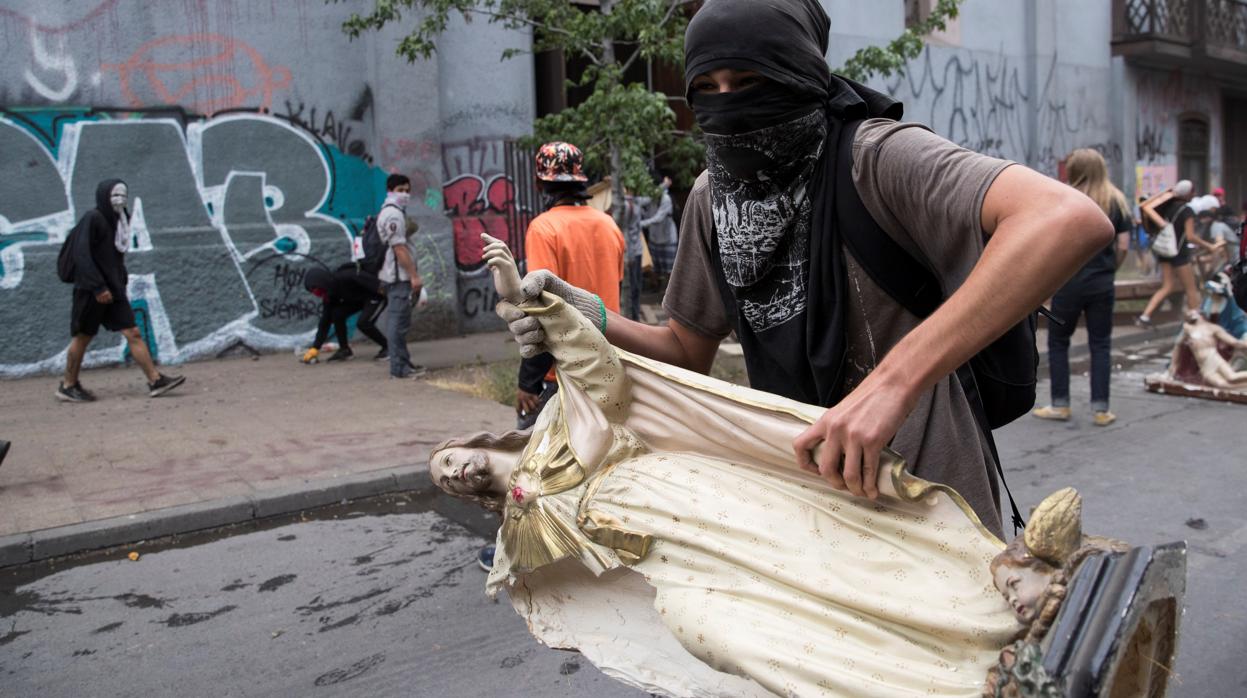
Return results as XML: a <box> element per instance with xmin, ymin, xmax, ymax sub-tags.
<box><xmin>71</xmin><ymin>289</ymin><xmax>136</xmax><ymax>337</ymax></box>
<box><xmin>1155</xmin><ymin>239</ymin><xmax>1191</xmax><ymax>267</ymax></box>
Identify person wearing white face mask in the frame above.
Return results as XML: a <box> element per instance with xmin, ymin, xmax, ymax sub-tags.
<box><xmin>376</xmin><ymin>174</ymin><xmax>426</xmax><ymax>379</ymax></box>
<box><xmin>56</xmin><ymin>179</ymin><xmax>185</xmax><ymax>402</ymax></box>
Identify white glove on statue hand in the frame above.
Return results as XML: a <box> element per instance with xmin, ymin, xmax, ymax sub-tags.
<box><xmin>481</xmin><ymin>232</ymin><xmax>606</xmax><ymax>358</ymax></box>
<box><xmin>494</xmin><ymin>273</ymin><xmax>606</xmax><ymax>359</ymax></box>
<box><xmin>497</xmin><ymin>301</ymin><xmax>548</xmax><ymax>359</ymax></box>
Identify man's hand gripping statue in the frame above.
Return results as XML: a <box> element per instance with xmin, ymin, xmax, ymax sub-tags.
<box><xmin>483</xmin><ymin>234</ymin><xmax>607</xmax><ymax>359</ymax></box>
<box><xmin>483</xmin><ymin>233</ymin><xmax>879</xmax><ymax>502</ymax></box>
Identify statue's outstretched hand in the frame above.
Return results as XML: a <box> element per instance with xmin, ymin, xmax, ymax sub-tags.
<box><xmin>483</xmin><ymin>234</ymin><xmax>610</xmax><ymax>360</ymax></box>
<box><xmin>482</xmin><ymin>234</ymin><xmax>523</xmax><ymax>304</ymax></box>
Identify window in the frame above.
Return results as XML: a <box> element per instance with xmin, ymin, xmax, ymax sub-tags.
<box><xmin>905</xmin><ymin>0</ymin><xmax>927</xmax><ymax>28</ymax></box>
<box><xmin>904</xmin><ymin>0</ymin><xmax>960</xmax><ymax>46</ymax></box>
<box><xmin>1178</xmin><ymin>115</ymin><xmax>1210</xmax><ymax>195</ymax></box>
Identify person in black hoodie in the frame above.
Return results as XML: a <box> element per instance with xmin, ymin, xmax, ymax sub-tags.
<box><xmin>300</xmin><ymin>264</ymin><xmax>388</xmax><ymax>363</ymax></box>
<box><xmin>57</xmin><ymin>179</ymin><xmax>185</xmax><ymax>402</ymax></box>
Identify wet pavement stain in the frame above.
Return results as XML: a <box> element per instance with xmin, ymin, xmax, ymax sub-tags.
<box><xmin>313</xmin><ymin>652</ymin><xmax>386</xmax><ymax>687</ymax></box>
<box><xmin>157</xmin><ymin>605</ymin><xmax>238</xmax><ymax>627</ymax></box>
<box><xmin>500</xmin><ymin>655</ymin><xmax>524</xmax><ymax>669</ymax></box>
<box><xmin>295</xmin><ymin>588</ymin><xmax>391</xmax><ymax>615</ymax></box>
<box><xmin>373</xmin><ymin>599</ymin><xmax>404</xmax><ymax>617</ymax></box>
<box><xmin>317</xmin><ymin>613</ymin><xmax>361</xmax><ymax>633</ymax></box>
<box><xmin>115</xmin><ymin>593</ymin><xmax>169</xmax><ymax>609</ymax></box>
<box><xmin>258</xmin><ymin>574</ymin><xmax>297</xmax><ymax>592</ymax></box>
<box><xmin>92</xmin><ymin>621</ymin><xmax>124</xmax><ymax>634</ymax></box>
<box><xmin>559</xmin><ymin>659</ymin><xmax>581</xmax><ymax>676</ymax></box>
<box><xmin>0</xmin><ymin>627</ymin><xmax>30</xmax><ymax>647</ymax></box>
<box><xmin>0</xmin><ymin>590</ymin><xmax>82</xmax><ymax>617</ymax></box>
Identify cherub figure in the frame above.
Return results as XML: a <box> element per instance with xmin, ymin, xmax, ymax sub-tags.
<box><xmin>983</xmin><ymin>489</ymin><xmax>1129</xmax><ymax>697</ymax></box>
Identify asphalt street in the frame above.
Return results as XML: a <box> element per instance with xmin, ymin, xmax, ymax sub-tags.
<box><xmin>2</xmin><ymin>332</ymin><xmax>1244</xmax><ymax>697</ymax></box>
<box><xmin>0</xmin><ymin>493</ymin><xmax>647</xmax><ymax>698</ymax></box>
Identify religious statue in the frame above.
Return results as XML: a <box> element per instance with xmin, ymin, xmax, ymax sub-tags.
<box><xmin>1146</xmin><ymin>311</ymin><xmax>1247</xmax><ymax>404</ymax></box>
<box><xmin>430</xmin><ymin>235</ymin><xmax>1184</xmax><ymax>697</ymax></box>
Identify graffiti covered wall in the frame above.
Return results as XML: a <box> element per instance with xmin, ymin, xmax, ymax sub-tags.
<box><xmin>0</xmin><ymin>109</ymin><xmax>388</xmax><ymax>375</ymax></box>
<box><xmin>1</xmin><ymin>0</ymin><xmax>532</xmax><ymax>375</ymax></box>
<box><xmin>1131</xmin><ymin>68</ymin><xmax>1224</xmax><ymax>198</ymax></box>
<box><xmin>882</xmin><ymin>46</ymin><xmax>1119</xmax><ymax>179</ymax></box>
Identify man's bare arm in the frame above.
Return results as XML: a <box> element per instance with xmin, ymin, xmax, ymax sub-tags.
<box><xmin>393</xmin><ymin>245</ymin><xmax>423</xmax><ymax>292</ymax></box>
<box><xmin>795</xmin><ymin>165</ymin><xmax>1113</xmax><ymax>498</ymax></box>
<box><xmin>605</xmin><ymin>314</ymin><xmax>721</xmax><ymax>374</ymax></box>
<box><xmin>1141</xmin><ymin>192</ymin><xmax>1173</xmax><ymax>230</ymax></box>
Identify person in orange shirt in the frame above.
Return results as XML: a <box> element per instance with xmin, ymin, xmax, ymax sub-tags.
<box><xmin>515</xmin><ymin>141</ymin><xmax>626</xmax><ymax>430</ymax></box>
<box><xmin>476</xmin><ymin>142</ymin><xmax>624</xmax><ymax>573</ymax></box>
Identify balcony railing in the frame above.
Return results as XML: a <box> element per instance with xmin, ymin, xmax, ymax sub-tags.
<box><xmin>1113</xmin><ymin>0</ymin><xmax>1247</xmax><ymax>72</ymax></box>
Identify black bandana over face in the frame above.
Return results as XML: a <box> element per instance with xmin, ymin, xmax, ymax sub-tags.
<box><xmin>703</xmin><ymin>108</ymin><xmax>826</xmax><ymax>331</ymax></box>
<box><xmin>685</xmin><ymin>0</ymin><xmax>902</xmax><ymax>406</ymax></box>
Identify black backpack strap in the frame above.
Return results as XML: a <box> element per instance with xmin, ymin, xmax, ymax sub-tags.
<box><xmin>957</xmin><ymin>365</ymin><xmax>1027</xmax><ymax>533</ymax></box>
<box><xmin>833</xmin><ymin>122</ymin><xmax>942</xmax><ymax>318</ymax></box>
<box><xmin>833</xmin><ymin>119</ymin><xmax>1026</xmax><ymax>534</ymax></box>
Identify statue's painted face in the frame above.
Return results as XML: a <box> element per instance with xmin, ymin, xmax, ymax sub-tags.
<box><xmin>431</xmin><ymin>447</ymin><xmax>496</xmax><ymax>497</ymax></box>
<box><xmin>109</xmin><ymin>183</ymin><xmax>128</xmax><ymax>212</ymax></box>
<box><xmin>991</xmin><ymin>554</ymin><xmax>1053</xmax><ymax>623</ymax></box>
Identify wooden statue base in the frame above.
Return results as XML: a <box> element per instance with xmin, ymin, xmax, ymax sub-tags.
<box><xmin>1144</xmin><ymin>374</ymin><xmax>1247</xmax><ymax>405</ymax></box>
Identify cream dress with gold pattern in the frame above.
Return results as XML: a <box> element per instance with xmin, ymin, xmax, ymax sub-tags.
<box><xmin>482</xmin><ymin>293</ymin><xmax>1020</xmax><ymax>698</ymax></box>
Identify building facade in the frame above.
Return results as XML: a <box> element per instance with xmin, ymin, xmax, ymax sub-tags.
<box><xmin>0</xmin><ymin>0</ymin><xmax>535</xmax><ymax>377</ymax></box>
<box><xmin>2</xmin><ymin>0</ymin><xmax>1244</xmax><ymax>376</ymax></box>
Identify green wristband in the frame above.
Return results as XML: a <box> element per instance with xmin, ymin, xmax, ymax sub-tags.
<box><xmin>595</xmin><ymin>294</ymin><xmax>608</xmax><ymax>334</ymax></box>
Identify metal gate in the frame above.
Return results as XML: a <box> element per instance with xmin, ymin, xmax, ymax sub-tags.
<box><xmin>504</xmin><ymin>140</ymin><xmax>541</xmax><ymax>268</ymax></box>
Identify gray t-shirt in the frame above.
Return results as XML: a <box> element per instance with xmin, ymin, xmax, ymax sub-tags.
<box><xmin>663</xmin><ymin>118</ymin><xmax>1013</xmax><ymax>536</ymax></box>
<box><xmin>377</xmin><ymin>205</ymin><xmax>414</xmax><ymax>284</ymax></box>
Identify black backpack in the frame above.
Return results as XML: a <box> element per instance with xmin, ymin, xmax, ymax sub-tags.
<box><xmin>836</xmin><ymin>120</ymin><xmax>1037</xmax><ymax>531</ymax></box>
<box><xmin>357</xmin><ymin>203</ymin><xmax>400</xmax><ymax>276</ymax></box>
<box><xmin>57</xmin><ymin>221</ymin><xmax>86</xmax><ymax>283</ymax></box>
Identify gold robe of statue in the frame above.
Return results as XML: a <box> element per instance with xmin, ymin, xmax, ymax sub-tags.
<box><xmin>483</xmin><ymin>292</ymin><xmax>1020</xmax><ymax>698</ymax></box>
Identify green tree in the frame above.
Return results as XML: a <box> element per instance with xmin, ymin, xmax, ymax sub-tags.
<box><xmin>338</xmin><ymin>0</ymin><xmax>963</xmax><ymax>218</ymax></box>
<box><xmin>339</xmin><ymin>0</ymin><xmax>695</xmax><ymax>219</ymax></box>
<box><xmin>837</xmin><ymin>0</ymin><xmax>962</xmax><ymax>82</ymax></box>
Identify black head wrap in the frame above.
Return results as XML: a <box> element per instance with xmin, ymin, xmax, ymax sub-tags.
<box><xmin>684</xmin><ymin>0</ymin><xmax>901</xmax><ymax>134</ymax></box>
<box><xmin>682</xmin><ymin>0</ymin><xmax>902</xmax><ymax>407</ymax></box>
<box><xmin>684</xmin><ymin>0</ymin><xmax>831</xmax><ymax>99</ymax></box>
<box><xmin>304</xmin><ymin>267</ymin><xmax>333</xmax><ymax>294</ymax></box>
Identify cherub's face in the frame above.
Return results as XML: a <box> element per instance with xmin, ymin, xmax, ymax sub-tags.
<box><xmin>992</xmin><ymin>558</ymin><xmax>1052</xmax><ymax>623</ymax></box>
<box><xmin>430</xmin><ymin>447</ymin><xmax>498</xmax><ymax>497</ymax></box>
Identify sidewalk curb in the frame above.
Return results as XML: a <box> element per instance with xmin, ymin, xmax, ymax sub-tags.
<box><xmin>0</xmin><ymin>323</ymin><xmax>1186</xmax><ymax>569</ymax></box>
<box><xmin>0</xmin><ymin>464</ymin><xmax>431</xmax><ymax>569</ymax></box>
<box><xmin>1037</xmin><ymin>321</ymin><xmax>1181</xmax><ymax>364</ymax></box>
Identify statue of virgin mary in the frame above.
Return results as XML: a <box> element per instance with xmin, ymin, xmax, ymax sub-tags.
<box><xmin>429</xmin><ymin>236</ymin><xmax>1181</xmax><ymax>698</ymax></box>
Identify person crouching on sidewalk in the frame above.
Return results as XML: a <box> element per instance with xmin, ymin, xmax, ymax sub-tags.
<box><xmin>57</xmin><ymin>179</ymin><xmax>184</xmax><ymax>402</ymax></box>
<box><xmin>300</xmin><ymin>265</ymin><xmax>388</xmax><ymax>363</ymax></box>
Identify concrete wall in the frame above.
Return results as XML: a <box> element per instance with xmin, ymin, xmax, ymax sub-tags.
<box><xmin>0</xmin><ymin>0</ymin><xmax>533</xmax><ymax>377</ymax></box>
<box><xmin>2</xmin><ymin>0</ymin><xmax>1230</xmax><ymax>377</ymax></box>
<box><xmin>825</xmin><ymin>0</ymin><xmax>1226</xmax><ymax>199</ymax></box>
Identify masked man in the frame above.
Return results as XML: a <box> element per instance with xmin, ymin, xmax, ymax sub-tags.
<box><xmin>57</xmin><ymin>179</ymin><xmax>184</xmax><ymax>402</ymax></box>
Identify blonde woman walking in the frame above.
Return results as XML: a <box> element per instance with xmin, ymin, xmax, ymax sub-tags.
<box><xmin>1033</xmin><ymin>149</ymin><xmax>1131</xmax><ymax>426</ymax></box>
